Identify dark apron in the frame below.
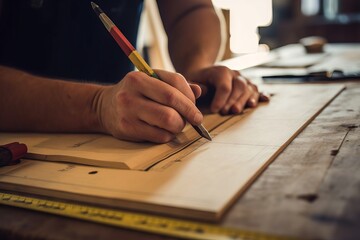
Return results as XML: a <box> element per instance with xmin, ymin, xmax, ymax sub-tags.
<box><xmin>0</xmin><ymin>0</ymin><xmax>143</xmax><ymax>84</ymax></box>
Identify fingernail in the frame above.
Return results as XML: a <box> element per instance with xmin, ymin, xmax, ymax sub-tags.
<box><xmin>221</xmin><ymin>106</ymin><xmax>230</xmax><ymax>115</ymax></box>
<box><xmin>231</xmin><ymin>106</ymin><xmax>240</xmax><ymax>114</ymax></box>
<box><xmin>260</xmin><ymin>93</ymin><xmax>270</xmax><ymax>102</ymax></box>
<box><xmin>249</xmin><ymin>99</ymin><xmax>256</xmax><ymax>107</ymax></box>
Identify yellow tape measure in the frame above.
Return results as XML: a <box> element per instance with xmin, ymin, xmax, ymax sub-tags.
<box><xmin>0</xmin><ymin>192</ymin><xmax>296</xmax><ymax>240</ymax></box>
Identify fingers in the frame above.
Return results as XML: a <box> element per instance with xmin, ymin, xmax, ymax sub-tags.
<box><xmin>259</xmin><ymin>92</ymin><xmax>271</xmax><ymax>102</ymax></box>
<box><xmin>209</xmin><ymin>69</ymin><xmax>234</xmax><ymax>113</ymax></box>
<box><xmin>138</xmin><ymin>123</ymin><xmax>175</xmax><ymax>143</ymax></box>
<box><xmin>100</xmin><ymin>67</ymin><xmax>268</xmax><ymax>143</ymax></box>
<box><xmin>109</xmin><ymin>89</ymin><xmax>186</xmax><ymax>143</ymax></box>
<box><xmin>133</xmin><ymin>72</ymin><xmax>203</xmax><ymax>126</ymax></box>
<box><xmin>154</xmin><ymin>70</ymin><xmax>203</xmax><ymax>103</ymax></box>
<box><xmin>155</xmin><ymin>70</ymin><xmax>196</xmax><ymax>103</ymax></box>
<box><xmin>196</xmin><ymin>67</ymin><xmax>268</xmax><ymax>114</ymax></box>
<box><xmin>220</xmin><ymin>75</ymin><xmax>246</xmax><ymax>114</ymax></box>
<box><xmin>115</xmin><ymin>117</ymin><xmax>176</xmax><ymax>143</ymax></box>
<box><xmin>245</xmin><ymin>79</ymin><xmax>260</xmax><ymax>108</ymax></box>
<box><xmin>137</xmin><ymin>123</ymin><xmax>176</xmax><ymax>143</ymax></box>
<box><xmin>232</xmin><ymin>78</ymin><xmax>260</xmax><ymax>113</ymax></box>
<box><xmin>100</xmin><ymin>70</ymin><xmax>204</xmax><ymax>143</ymax></box>
<box><xmin>137</xmin><ymin>99</ymin><xmax>186</xmax><ymax>134</ymax></box>
<box><xmin>189</xmin><ymin>83</ymin><xmax>202</xmax><ymax>99</ymax></box>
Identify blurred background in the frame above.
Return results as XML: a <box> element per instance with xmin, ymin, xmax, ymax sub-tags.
<box><xmin>139</xmin><ymin>0</ymin><xmax>360</xmax><ymax>69</ymax></box>
<box><xmin>259</xmin><ymin>0</ymin><xmax>360</xmax><ymax>49</ymax></box>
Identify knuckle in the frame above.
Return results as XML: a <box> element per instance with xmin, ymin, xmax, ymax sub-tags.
<box><xmin>159</xmin><ymin>110</ymin><xmax>177</xmax><ymax>126</ymax></box>
<box><xmin>172</xmin><ymin>73</ymin><xmax>194</xmax><ymax>98</ymax></box>
<box><xmin>164</xmin><ymin>90</ymin><xmax>177</xmax><ymax>106</ymax></box>
<box><xmin>215</xmin><ymin>65</ymin><xmax>228</xmax><ymax>74</ymax></box>
<box><xmin>124</xmin><ymin>72</ymin><xmax>142</xmax><ymax>86</ymax></box>
<box><xmin>126</xmin><ymin>71</ymin><xmax>140</xmax><ymax>79</ymax></box>
<box><xmin>236</xmin><ymin>76</ymin><xmax>247</xmax><ymax>86</ymax></box>
<box><xmin>174</xmin><ymin>72</ymin><xmax>186</xmax><ymax>83</ymax></box>
<box><xmin>218</xmin><ymin>83</ymin><xmax>232</xmax><ymax>93</ymax></box>
<box><xmin>159</xmin><ymin>110</ymin><xmax>185</xmax><ymax>133</ymax></box>
<box><xmin>116</xmin><ymin>91</ymin><xmax>132</xmax><ymax>106</ymax></box>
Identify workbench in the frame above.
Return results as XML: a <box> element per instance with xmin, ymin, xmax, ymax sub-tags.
<box><xmin>0</xmin><ymin>44</ymin><xmax>359</xmax><ymax>240</ymax></box>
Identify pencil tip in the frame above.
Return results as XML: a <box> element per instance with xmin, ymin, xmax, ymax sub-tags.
<box><xmin>193</xmin><ymin>124</ymin><xmax>212</xmax><ymax>141</ymax></box>
<box><xmin>203</xmin><ymin>131</ymin><xmax>212</xmax><ymax>141</ymax></box>
<box><xmin>91</xmin><ymin>2</ymin><xmax>103</xmax><ymax>16</ymax></box>
<box><xmin>90</xmin><ymin>2</ymin><xmax>98</xmax><ymax>9</ymax></box>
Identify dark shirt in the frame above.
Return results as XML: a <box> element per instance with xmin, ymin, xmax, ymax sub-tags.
<box><xmin>0</xmin><ymin>0</ymin><xmax>143</xmax><ymax>84</ymax></box>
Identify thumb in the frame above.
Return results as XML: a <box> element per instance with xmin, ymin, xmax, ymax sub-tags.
<box><xmin>189</xmin><ymin>83</ymin><xmax>202</xmax><ymax>99</ymax></box>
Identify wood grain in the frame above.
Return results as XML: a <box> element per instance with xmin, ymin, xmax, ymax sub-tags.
<box><xmin>0</xmin><ymin>114</ymin><xmax>231</xmax><ymax>170</ymax></box>
<box><xmin>0</xmin><ymin>84</ymin><xmax>343</xmax><ymax>222</ymax></box>
<box><xmin>1</xmin><ymin>83</ymin><xmax>357</xmax><ymax>240</ymax></box>
<box><xmin>220</xmin><ymin>83</ymin><xmax>360</xmax><ymax>240</ymax></box>
<box><xmin>1</xmin><ymin>43</ymin><xmax>359</xmax><ymax>239</ymax></box>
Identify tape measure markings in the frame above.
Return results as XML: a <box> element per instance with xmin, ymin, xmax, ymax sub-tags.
<box><xmin>0</xmin><ymin>192</ymin><xmax>297</xmax><ymax>240</ymax></box>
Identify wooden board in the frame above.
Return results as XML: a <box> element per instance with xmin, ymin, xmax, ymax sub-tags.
<box><xmin>220</xmin><ymin>83</ymin><xmax>360</xmax><ymax>240</ymax></box>
<box><xmin>0</xmin><ymin>84</ymin><xmax>344</xmax><ymax>221</ymax></box>
<box><xmin>0</xmin><ymin>114</ymin><xmax>231</xmax><ymax>170</ymax></box>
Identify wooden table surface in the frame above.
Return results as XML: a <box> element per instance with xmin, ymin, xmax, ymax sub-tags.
<box><xmin>1</xmin><ymin>46</ymin><xmax>360</xmax><ymax>240</ymax></box>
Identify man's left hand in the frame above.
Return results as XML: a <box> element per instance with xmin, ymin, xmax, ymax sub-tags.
<box><xmin>186</xmin><ymin>66</ymin><xmax>270</xmax><ymax>114</ymax></box>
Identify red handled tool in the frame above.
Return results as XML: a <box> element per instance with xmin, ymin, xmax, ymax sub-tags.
<box><xmin>0</xmin><ymin>142</ymin><xmax>27</xmax><ymax>167</ymax></box>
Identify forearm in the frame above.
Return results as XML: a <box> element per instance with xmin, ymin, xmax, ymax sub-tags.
<box><xmin>0</xmin><ymin>66</ymin><xmax>105</xmax><ymax>133</ymax></box>
<box><xmin>167</xmin><ymin>6</ymin><xmax>221</xmax><ymax>77</ymax></box>
<box><xmin>157</xmin><ymin>1</ymin><xmax>268</xmax><ymax>116</ymax></box>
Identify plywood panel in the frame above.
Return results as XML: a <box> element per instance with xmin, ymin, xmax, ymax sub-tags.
<box><xmin>0</xmin><ymin>114</ymin><xmax>231</xmax><ymax>170</ymax></box>
<box><xmin>0</xmin><ymin>84</ymin><xmax>344</xmax><ymax>221</ymax></box>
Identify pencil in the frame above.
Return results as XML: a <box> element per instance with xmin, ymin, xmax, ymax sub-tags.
<box><xmin>91</xmin><ymin>2</ymin><xmax>212</xmax><ymax>141</ymax></box>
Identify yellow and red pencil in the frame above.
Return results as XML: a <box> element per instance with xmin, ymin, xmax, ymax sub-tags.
<box><xmin>91</xmin><ymin>2</ymin><xmax>211</xmax><ymax>140</ymax></box>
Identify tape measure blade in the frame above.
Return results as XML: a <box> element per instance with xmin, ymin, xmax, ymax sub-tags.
<box><xmin>0</xmin><ymin>192</ymin><xmax>296</xmax><ymax>240</ymax></box>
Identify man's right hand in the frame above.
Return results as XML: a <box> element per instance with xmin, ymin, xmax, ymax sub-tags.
<box><xmin>96</xmin><ymin>70</ymin><xmax>203</xmax><ymax>143</ymax></box>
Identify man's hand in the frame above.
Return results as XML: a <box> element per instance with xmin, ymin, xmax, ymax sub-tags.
<box><xmin>97</xmin><ymin>70</ymin><xmax>203</xmax><ymax>143</ymax></box>
<box><xmin>186</xmin><ymin>66</ymin><xmax>270</xmax><ymax>114</ymax></box>
<box><xmin>158</xmin><ymin>1</ymin><xmax>268</xmax><ymax>114</ymax></box>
